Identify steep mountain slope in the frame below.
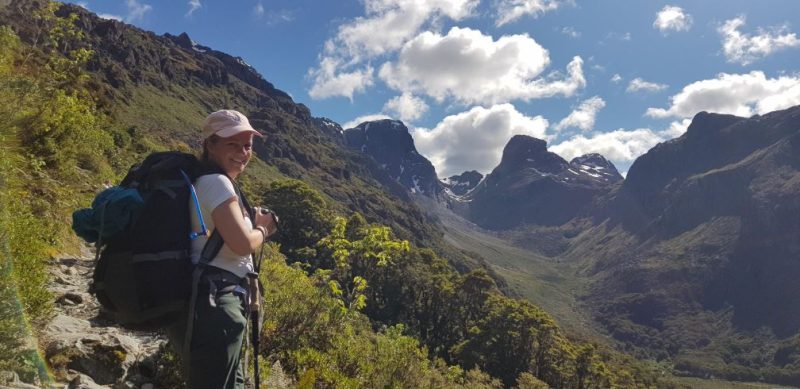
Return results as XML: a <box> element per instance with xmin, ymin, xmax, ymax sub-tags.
<box><xmin>344</xmin><ymin>120</ymin><xmax>442</xmax><ymax>197</ymax></box>
<box><xmin>464</xmin><ymin>135</ymin><xmax>623</xmax><ymax>229</ymax></box>
<box><xmin>0</xmin><ymin>1</ymin><xmax>458</xmax><ymax>251</ymax></box>
<box><xmin>563</xmin><ymin>107</ymin><xmax>800</xmax><ymax>383</ymax></box>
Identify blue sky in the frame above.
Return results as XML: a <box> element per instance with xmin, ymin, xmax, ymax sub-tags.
<box><xmin>71</xmin><ymin>0</ymin><xmax>800</xmax><ymax>177</ymax></box>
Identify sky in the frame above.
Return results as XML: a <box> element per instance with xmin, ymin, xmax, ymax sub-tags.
<box><xmin>70</xmin><ymin>0</ymin><xmax>800</xmax><ymax>178</ymax></box>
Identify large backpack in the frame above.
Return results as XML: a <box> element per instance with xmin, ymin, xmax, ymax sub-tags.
<box><xmin>72</xmin><ymin>151</ymin><xmax>225</xmax><ymax>330</ymax></box>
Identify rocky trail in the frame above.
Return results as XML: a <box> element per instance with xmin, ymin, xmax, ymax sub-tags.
<box><xmin>34</xmin><ymin>247</ymin><xmax>170</xmax><ymax>389</ymax></box>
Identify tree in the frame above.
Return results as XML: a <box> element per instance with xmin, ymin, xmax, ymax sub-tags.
<box><xmin>260</xmin><ymin>179</ymin><xmax>335</xmax><ymax>263</ymax></box>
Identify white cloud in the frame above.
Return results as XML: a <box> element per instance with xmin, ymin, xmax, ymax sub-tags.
<box><xmin>254</xmin><ymin>2</ymin><xmax>265</xmax><ymax>18</ymax></box>
<box><xmin>342</xmin><ymin>114</ymin><xmax>393</xmax><ymax>130</ymax></box>
<box><xmin>604</xmin><ymin>31</ymin><xmax>632</xmax><ymax>42</ymax></box>
<box><xmin>495</xmin><ymin>0</ymin><xmax>570</xmax><ymax>27</ymax></box>
<box><xmin>336</xmin><ymin>0</ymin><xmax>478</xmax><ymax>60</ymax></box>
<box><xmin>661</xmin><ymin>118</ymin><xmax>692</xmax><ymax>139</ymax></box>
<box><xmin>550</xmin><ymin>128</ymin><xmax>664</xmax><ymax>166</ymax></box>
<box><xmin>411</xmin><ymin>104</ymin><xmax>548</xmax><ymax>177</ymax></box>
<box><xmin>561</xmin><ymin>26</ymin><xmax>580</xmax><ymax>38</ymax></box>
<box><xmin>718</xmin><ymin>16</ymin><xmax>800</xmax><ymax>65</ymax></box>
<box><xmin>308</xmin><ymin>58</ymin><xmax>374</xmax><ymax>100</ymax></box>
<box><xmin>98</xmin><ymin>13</ymin><xmax>123</xmax><ymax>21</ymax></box>
<box><xmin>308</xmin><ymin>0</ymin><xmax>478</xmax><ymax>99</ymax></box>
<box><xmin>646</xmin><ymin>71</ymin><xmax>800</xmax><ymax>119</ymax></box>
<box><xmin>554</xmin><ymin>96</ymin><xmax>605</xmax><ymax>132</ymax></box>
<box><xmin>610</xmin><ymin>74</ymin><xmax>622</xmax><ymax>83</ymax></box>
<box><xmin>653</xmin><ymin>5</ymin><xmax>692</xmax><ymax>34</ymax></box>
<box><xmin>125</xmin><ymin>0</ymin><xmax>152</xmax><ymax>22</ymax></box>
<box><xmin>383</xmin><ymin>93</ymin><xmax>429</xmax><ymax>122</ymax></box>
<box><xmin>380</xmin><ymin>27</ymin><xmax>585</xmax><ymax>105</ymax></box>
<box><xmin>627</xmin><ymin>77</ymin><xmax>668</xmax><ymax>93</ymax></box>
<box><xmin>186</xmin><ymin>0</ymin><xmax>201</xmax><ymax>17</ymax></box>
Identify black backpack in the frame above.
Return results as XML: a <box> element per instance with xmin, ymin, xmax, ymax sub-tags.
<box><xmin>74</xmin><ymin>151</ymin><xmax>227</xmax><ymax>330</ymax></box>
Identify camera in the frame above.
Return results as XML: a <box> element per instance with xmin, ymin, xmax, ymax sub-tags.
<box><xmin>259</xmin><ymin>207</ymin><xmax>279</xmax><ymax>224</ymax></box>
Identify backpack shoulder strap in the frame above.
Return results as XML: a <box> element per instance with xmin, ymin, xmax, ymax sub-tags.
<box><xmin>196</xmin><ymin>173</ymin><xmax>254</xmax><ymax>265</ymax></box>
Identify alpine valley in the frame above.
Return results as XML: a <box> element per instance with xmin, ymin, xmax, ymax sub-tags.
<box><xmin>1</xmin><ymin>0</ymin><xmax>798</xmax><ymax>388</ymax></box>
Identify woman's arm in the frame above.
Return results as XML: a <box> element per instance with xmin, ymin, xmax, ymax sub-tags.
<box><xmin>211</xmin><ymin>197</ymin><xmax>265</xmax><ymax>256</ymax></box>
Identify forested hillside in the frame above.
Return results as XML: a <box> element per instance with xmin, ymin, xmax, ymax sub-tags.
<box><xmin>0</xmin><ymin>1</ymin><xmax>662</xmax><ymax>387</ymax></box>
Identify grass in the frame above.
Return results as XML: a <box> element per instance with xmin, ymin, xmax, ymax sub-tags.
<box><xmin>668</xmin><ymin>376</ymin><xmax>795</xmax><ymax>389</ymax></box>
<box><xmin>425</xmin><ymin>200</ymin><xmax>598</xmax><ymax>341</ymax></box>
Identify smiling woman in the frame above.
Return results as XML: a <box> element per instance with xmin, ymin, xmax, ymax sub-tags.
<box><xmin>166</xmin><ymin>109</ymin><xmax>278</xmax><ymax>389</ymax></box>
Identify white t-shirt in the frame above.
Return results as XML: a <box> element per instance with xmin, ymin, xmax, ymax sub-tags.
<box><xmin>188</xmin><ymin>174</ymin><xmax>254</xmax><ymax>278</ymax></box>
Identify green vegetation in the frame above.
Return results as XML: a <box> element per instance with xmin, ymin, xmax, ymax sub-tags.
<box><xmin>258</xmin><ymin>243</ymin><xmax>504</xmax><ymax>388</ymax></box>
<box><xmin>257</xmin><ymin>181</ymin><xmax>661</xmax><ymax>387</ymax></box>
<box><xmin>0</xmin><ymin>4</ymin><xmax>158</xmax><ymax>380</ymax></box>
<box><xmin>0</xmin><ymin>2</ymin><xmax>662</xmax><ymax>387</ymax></box>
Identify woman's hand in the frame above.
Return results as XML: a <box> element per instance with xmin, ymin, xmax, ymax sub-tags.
<box><xmin>253</xmin><ymin>207</ymin><xmax>278</xmax><ymax>238</ymax></box>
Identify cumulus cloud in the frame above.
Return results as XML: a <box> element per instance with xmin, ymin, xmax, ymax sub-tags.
<box><xmin>380</xmin><ymin>27</ymin><xmax>585</xmax><ymax>105</ymax></box>
<box><xmin>626</xmin><ymin>77</ymin><xmax>668</xmax><ymax>93</ymax></box>
<box><xmin>661</xmin><ymin>118</ymin><xmax>692</xmax><ymax>139</ymax></box>
<box><xmin>125</xmin><ymin>0</ymin><xmax>152</xmax><ymax>22</ymax></box>
<box><xmin>412</xmin><ymin>104</ymin><xmax>548</xmax><ymax>177</ymax></box>
<box><xmin>653</xmin><ymin>5</ymin><xmax>692</xmax><ymax>33</ymax></box>
<box><xmin>550</xmin><ymin>128</ymin><xmax>664</xmax><ymax>166</ymax></box>
<box><xmin>337</xmin><ymin>0</ymin><xmax>478</xmax><ymax>59</ymax></box>
<box><xmin>718</xmin><ymin>16</ymin><xmax>800</xmax><ymax>65</ymax></box>
<box><xmin>383</xmin><ymin>93</ymin><xmax>429</xmax><ymax>123</ymax></box>
<box><xmin>610</xmin><ymin>74</ymin><xmax>622</xmax><ymax>83</ymax></box>
<box><xmin>308</xmin><ymin>0</ymin><xmax>478</xmax><ymax>99</ymax></box>
<box><xmin>495</xmin><ymin>0</ymin><xmax>569</xmax><ymax>27</ymax></box>
<box><xmin>342</xmin><ymin>113</ymin><xmax>392</xmax><ymax>130</ymax></box>
<box><xmin>308</xmin><ymin>58</ymin><xmax>374</xmax><ymax>100</ymax></box>
<box><xmin>186</xmin><ymin>0</ymin><xmax>201</xmax><ymax>17</ymax></box>
<box><xmin>646</xmin><ymin>71</ymin><xmax>800</xmax><ymax>118</ymax></box>
<box><xmin>554</xmin><ymin>96</ymin><xmax>605</xmax><ymax>132</ymax></box>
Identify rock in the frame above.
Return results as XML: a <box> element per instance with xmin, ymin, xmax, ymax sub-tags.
<box><xmin>141</xmin><ymin>384</ymin><xmax>154</xmax><ymax>389</ymax></box>
<box><xmin>57</xmin><ymin>292</ymin><xmax>84</xmax><ymax>306</ymax></box>
<box><xmin>44</xmin><ymin>314</ymin><xmax>165</xmax><ymax>386</ymax></box>
<box><xmin>67</xmin><ymin>373</ymin><xmax>106</xmax><ymax>389</ymax></box>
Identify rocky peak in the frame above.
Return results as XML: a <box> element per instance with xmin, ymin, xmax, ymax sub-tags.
<box><xmin>442</xmin><ymin>170</ymin><xmax>484</xmax><ymax>196</ymax></box>
<box><xmin>685</xmin><ymin>111</ymin><xmax>745</xmax><ymax>139</ymax></box>
<box><xmin>344</xmin><ymin>120</ymin><xmax>442</xmax><ymax>197</ymax></box>
<box><xmin>344</xmin><ymin>119</ymin><xmax>416</xmax><ymax>155</ymax></box>
<box><xmin>312</xmin><ymin>117</ymin><xmax>345</xmax><ymax>145</ymax></box>
<box><xmin>569</xmin><ymin>153</ymin><xmax>623</xmax><ymax>183</ymax></box>
<box><xmin>496</xmin><ymin>135</ymin><xmax>569</xmax><ymax>175</ymax></box>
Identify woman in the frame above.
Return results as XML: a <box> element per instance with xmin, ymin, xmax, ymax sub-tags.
<box><xmin>170</xmin><ymin>109</ymin><xmax>277</xmax><ymax>388</ymax></box>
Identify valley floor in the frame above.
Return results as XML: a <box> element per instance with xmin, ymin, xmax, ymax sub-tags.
<box><xmin>423</xmin><ymin>197</ymin><xmax>600</xmax><ymax>340</ymax></box>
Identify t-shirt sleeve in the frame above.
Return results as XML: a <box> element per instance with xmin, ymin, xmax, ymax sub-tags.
<box><xmin>194</xmin><ymin>174</ymin><xmax>237</xmax><ymax>213</ymax></box>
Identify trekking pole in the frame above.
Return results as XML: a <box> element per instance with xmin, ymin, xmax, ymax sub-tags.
<box><xmin>251</xmin><ymin>309</ymin><xmax>261</xmax><ymax>388</ymax></box>
<box><xmin>251</xmin><ymin>208</ymin><xmax>277</xmax><ymax>389</ymax></box>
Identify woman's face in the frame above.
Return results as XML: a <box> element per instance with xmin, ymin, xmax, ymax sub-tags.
<box><xmin>206</xmin><ymin>132</ymin><xmax>254</xmax><ymax>179</ymax></box>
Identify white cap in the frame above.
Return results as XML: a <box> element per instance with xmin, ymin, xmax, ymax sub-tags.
<box><xmin>201</xmin><ymin>110</ymin><xmax>262</xmax><ymax>139</ymax></box>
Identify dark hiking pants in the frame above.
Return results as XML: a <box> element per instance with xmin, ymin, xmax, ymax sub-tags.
<box><xmin>168</xmin><ymin>271</ymin><xmax>248</xmax><ymax>389</ymax></box>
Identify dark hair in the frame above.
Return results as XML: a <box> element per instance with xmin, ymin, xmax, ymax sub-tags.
<box><xmin>200</xmin><ymin>135</ymin><xmax>221</xmax><ymax>162</ymax></box>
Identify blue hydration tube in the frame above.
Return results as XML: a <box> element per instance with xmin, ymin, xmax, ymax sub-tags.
<box><xmin>180</xmin><ymin>169</ymin><xmax>208</xmax><ymax>240</ymax></box>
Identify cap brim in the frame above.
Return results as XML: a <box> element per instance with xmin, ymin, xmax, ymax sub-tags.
<box><xmin>214</xmin><ymin>125</ymin><xmax>263</xmax><ymax>138</ymax></box>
